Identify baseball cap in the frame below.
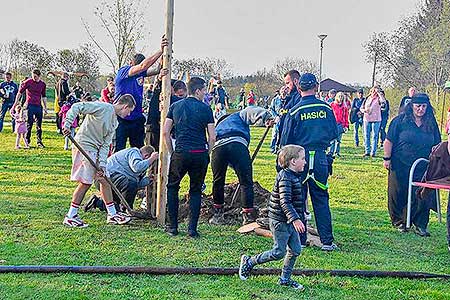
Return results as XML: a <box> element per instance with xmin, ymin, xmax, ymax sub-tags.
<box><xmin>411</xmin><ymin>93</ymin><xmax>430</xmax><ymax>104</ymax></box>
<box><xmin>299</xmin><ymin>73</ymin><xmax>318</xmax><ymax>91</ymax></box>
<box><xmin>358</xmin><ymin>88</ymin><xmax>364</xmax><ymax>93</ymax></box>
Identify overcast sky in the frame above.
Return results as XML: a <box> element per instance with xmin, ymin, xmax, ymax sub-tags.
<box><xmin>2</xmin><ymin>0</ymin><xmax>420</xmax><ymax>85</ymax></box>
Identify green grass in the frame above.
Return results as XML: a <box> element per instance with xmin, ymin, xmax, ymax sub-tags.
<box><xmin>0</xmin><ymin>119</ymin><xmax>449</xmax><ymax>299</ymax></box>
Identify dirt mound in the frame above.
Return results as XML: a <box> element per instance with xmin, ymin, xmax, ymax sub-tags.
<box><xmin>178</xmin><ymin>181</ymin><xmax>270</xmax><ymax>224</ymax></box>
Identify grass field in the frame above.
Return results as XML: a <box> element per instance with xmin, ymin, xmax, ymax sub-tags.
<box><xmin>0</xmin><ymin>119</ymin><xmax>449</xmax><ymax>300</ymax></box>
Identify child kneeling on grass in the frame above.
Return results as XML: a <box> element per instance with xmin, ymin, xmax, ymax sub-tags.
<box><xmin>239</xmin><ymin>144</ymin><xmax>307</xmax><ymax>290</ymax></box>
<box><xmin>62</xmin><ymin>94</ymin><xmax>136</xmax><ymax>228</ymax></box>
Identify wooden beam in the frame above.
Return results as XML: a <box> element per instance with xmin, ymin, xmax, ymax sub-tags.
<box><xmin>156</xmin><ymin>0</ymin><xmax>174</xmax><ymax>225</ymax></box>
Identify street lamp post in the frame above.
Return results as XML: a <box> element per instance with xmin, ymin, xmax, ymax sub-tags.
<box><xmin>318</xmin><ymin>34</ymin><xmax>327</xmax><ymax>93</ymax></box>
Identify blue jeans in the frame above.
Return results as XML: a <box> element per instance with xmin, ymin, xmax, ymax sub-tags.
<box><xmin>363</xmin><ymin>121</ymin><xmax>381</xmax><ymax>155</ymax></box>
<box><xmin>354</xmin><ymin>119</ymin><xmax>362</xmax><ymax>146</ymax></box>
<box><xmin>329</xmin><ymin>124</ymin><xmax>343</xmax><ymax>155</ymax></box>
<box><xmin>270</xmin><ymin>122</ymin><xmax>280</xmax><ymax>152</ymax></box>
<box><xmin>0</xmin><ymin>102</ymin><xmax>14</xmax><ymax>132</ymax></box>
<box><xmin>26</xmin><ymin>105</ymin><xmax>43</xmax><ymax>144</ymax></box>
<box><xmin>252</xmin><ymin>219</ymin><xmax>302</xmax><ymax>280</ymax></box>
<box><xmin>115</xmin><ymin>115</ymin><xmax>145</xmax><ymax>152</ymax></box>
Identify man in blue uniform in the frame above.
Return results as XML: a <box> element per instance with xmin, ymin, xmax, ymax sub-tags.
<box><xmin>275</xmin><ymin>70</ymin><xmax>302</xmax><ymax>151</ymax></box>
<box><xmin>280</xmin><ymin>73</ymin><xmax>338</xmax><ymax>251</ymax></box>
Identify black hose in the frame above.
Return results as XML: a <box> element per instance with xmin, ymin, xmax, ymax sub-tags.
<box><xmin>0</xmin><ymin>266</ymin><xmax>448</xmax><ymax>279</ymax></box>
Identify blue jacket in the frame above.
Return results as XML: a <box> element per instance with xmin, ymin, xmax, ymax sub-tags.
<box><xmin>216</xmin><ymin>106</ymin><xmax>271</xmax><ymax>143</ymax></box>
<box><xmin>280</xmin><ymin>95</ymin><xmax>338</xmax><ymax>150</ymax></box>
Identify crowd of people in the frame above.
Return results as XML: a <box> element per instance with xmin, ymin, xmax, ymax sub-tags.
<box><xmin>1</xmin><ymin>41</ymin><xmax>450</xmax><ymax>290</ymax></box>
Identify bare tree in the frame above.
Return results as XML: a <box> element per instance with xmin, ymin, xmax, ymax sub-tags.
<box><xmin>55</xmin><ymin>44</ymin><xmax>100</xmax><ymax>90</ymax></box>
<box><xmin>5</xmin><ymin>39</ymin><xmax>54</xmax><ymax>77</ymax></box>
<box><xmin>172</xmin><ymin>57</ymin><xmax>233</xmax><ymax>79</ymax></box>
<box><xmin>272</xmin><ymin>57</ymin><xmax>318</xmax><ymax>81</ymax></box>
<box><xmin>82</xmin><ymin>0</ymin><xmax>148</xmax><ymax>74</ymax></box>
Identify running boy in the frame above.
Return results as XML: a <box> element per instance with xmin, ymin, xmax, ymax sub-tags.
<box><xmin>239</xmin><ymin>145</ymin><xmax>307</xmax><ymax>290</ymax></box>
<box><xmin>62</xmin><ymin>94</ymin><xmax>136</xmax><ymax>227</ymax></box>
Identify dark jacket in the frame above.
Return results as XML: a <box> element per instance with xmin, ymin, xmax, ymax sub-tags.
<box><xmin>57</xmin><ymin>79</ymin><xmax>70</xmax><ymax>106</ymax></box>
<box><xmin>268</xmin><ymin>168</ymin><xmax>304</xmax><ymax>224</ymax></box>
<box><xmin>280</xmin><ymin>95</ymin><xmax>338</xmax><ymax>150</ymax></box>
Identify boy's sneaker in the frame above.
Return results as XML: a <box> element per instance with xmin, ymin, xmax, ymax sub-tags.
<box><xmin>107</xmin><ymin>213</ymin><xmax>131</xmax><ymax>225</ymax></box>
<box><xmin>321</xmin><ymin>243</ymin><xmax>338</xmax><ymax>251</ymax></box>
<box><xmin>63</xmin><ymin>215</ymin><xmax>88</xmax><ymax>228</ymax></box>
<box><xmin>239</xmin><ymin>255</ymin><xmax>253</xmax><ymax>280</ymax></box>
<box><xmin>278</xmin><ymin>278</ymin><xmax>305</xmax><ymax>291</ymax></box>
<box><xmin>37</xmin><ymin>142</ymin><xmax>45</xmax><ymax>148</ymax></box>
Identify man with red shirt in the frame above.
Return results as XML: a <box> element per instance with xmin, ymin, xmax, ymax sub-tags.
<box><xmin>13</xmin><ymin>69</ymin><xmax>48</xmax><ymax>148</ymax></box>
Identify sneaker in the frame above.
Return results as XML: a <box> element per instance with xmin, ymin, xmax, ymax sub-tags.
<box><xmin>37</xmin><ymin>142</ymin><xmax>45</xmax><ymax>148</ymax></box>
<box><xmin>166</xmin><ymin>227</ymin><xmax>179</xmax><ymax>237</ymax></box>
<box><xmin>321</xmin><ymin>243</ymin><xmax>338</xmax><ymax>251</ymax></box>
<box><xmin>362</xmin><ymin>153</ymin><xmax>369</xmax><ymax>157</ymax></box>
<box><xmin>188</xmin><ymin>230</ymin><xmax>200</xmax><ymax>238</ymax></box>
<box><xmin>15</xmin><ymin>145</ymin><xmax>20</xmax><ymax>149</ymax></box>
<box><xmin>397</xmin><ymin>224</ymin><xmax>408</xmax><ymax>233</ymax></box>
<box><xmin>107</xmin><ymin>213</ymin><xmax>131</xmax><ymax>225</ymax></box>
<box><xmin>238</xmin><ymin>255</ymin><xmax>253</xmax><ymax>280</ymax></box>
<box><xmin>413</xmin><ymin>226</ymin><xmax>430</xmax><ymax>237</ymax></box>
<box><xmin>63</xmin><ymin>215</ymin><xmax>88</xmax><ymax>228</ymax></box>
<box><xmin>209</xmin><ymin>207</ymin><xmax>226</xmax><ymax>225</ymax></box>
<box><xmin>278</xmin><ymin>278</ymin><xmax>305</xmax><ymax>291</ymax></box>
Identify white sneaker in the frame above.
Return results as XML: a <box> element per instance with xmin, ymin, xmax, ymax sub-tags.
<box><xmin>63</xmin><ymin>215</ymin><xmax>88</xmax><ymax>228</ymax></box>
<box><xmin>107</xmin><ymin>213</ymin><xmax>131</xmax><ymax>225</ymax></box>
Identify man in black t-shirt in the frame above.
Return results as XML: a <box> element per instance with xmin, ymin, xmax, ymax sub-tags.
<box><xmin>162</xmin><ymin>77</ymin><xmax>216</xmax><ymax>238</ymax></box>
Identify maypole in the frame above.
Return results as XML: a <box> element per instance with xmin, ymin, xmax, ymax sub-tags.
<box><xmin>156</xmin><ymin>0</ymin><xmax>174</xmax><ymax>225</ymax></box>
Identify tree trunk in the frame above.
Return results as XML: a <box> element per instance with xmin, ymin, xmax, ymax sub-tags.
<box><xmin>371</xmin><ymin>53</ymin><xmax>377</xmax><ymax>87</ymax></box>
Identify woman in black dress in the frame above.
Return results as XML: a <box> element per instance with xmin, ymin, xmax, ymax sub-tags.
<box><xmin>383</xmin><ymin>93</ymin><xmax>441</xmax><ymax>236</ymax></box>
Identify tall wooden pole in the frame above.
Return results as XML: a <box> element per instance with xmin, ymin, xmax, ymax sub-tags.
<box><xmin>156</xmin><ymin>0</ymin><xmax>174</xmax><ymax>225</ymax></box>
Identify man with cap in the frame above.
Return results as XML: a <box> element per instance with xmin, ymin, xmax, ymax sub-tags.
<box><xmin>350</xmin><ymin>88</ymin><xmax>365</xmax><ymax>147</ymax></box>
<box><xmin>209</xmin><ymin>106</ymin><xmax>273</xmax><ymax>226</ymax></box>
<box><xmin>280</xmin><ymin>73</ymin><xmax>339</xmax><ymax>251</ymax></box>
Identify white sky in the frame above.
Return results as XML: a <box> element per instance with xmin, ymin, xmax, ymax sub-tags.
<box><xmin>1</xmin><ymin>0</ymin><xmax>420</xmax><ymax>85</ymax></box>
